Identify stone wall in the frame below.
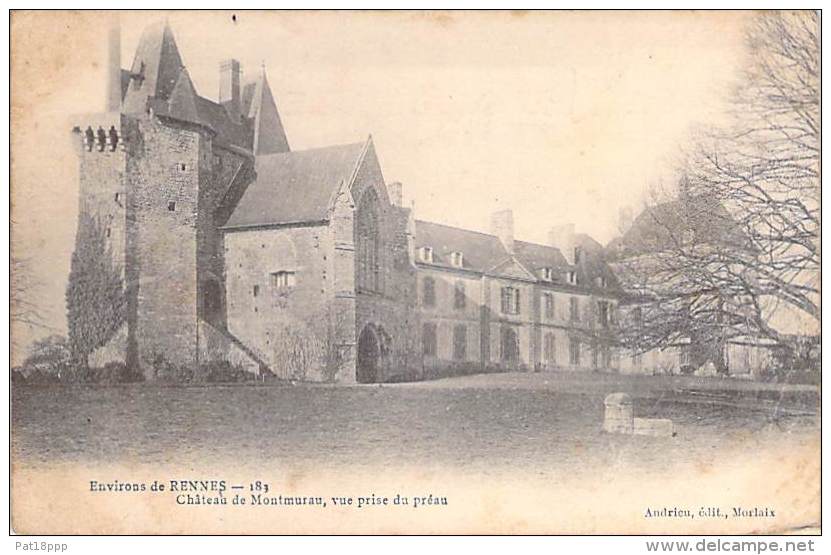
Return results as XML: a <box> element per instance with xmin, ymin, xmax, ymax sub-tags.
<box><xmin>126</xmin><ymin>116</ymin><xmax>204</xmax><ymax>375</ymax></box>
<box><xmin>417</xmin><ymin>268</ymin><xmax>483</xmax><ymax>374</ymax></box>
<box><xmin>350</xmin><ymin>143</ymin><xmax>419</xmax><ymax>382</ymax></box>
<box><xmin>224</xmin><ymin>224</ymin><xmax>337</xmax><ymax>381</ymax></box>
<box><xmin>72</xmin><ymin>112</ymin><xmax>131</xmax><ymax>366</ymax></box>
<box><xmin>482</xmin><ymin>275</ymin><xmax>535</xmax><ymax>369</ymax></box>
<box><xmin>197</xmin><ymin>319</ymin><xmax>261</xmax><ymax>375</ymax></box>
<box><xmin>197</xmin><ymin>144</ymin><xmax>250</xmax><ymax>328</ymax></box>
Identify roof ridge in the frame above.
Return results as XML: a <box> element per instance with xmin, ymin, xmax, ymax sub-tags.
<box><xmin>417</xmin><ymin>220</ymin><xmax>565</xmax><ymax>252</ymax></box>
<box><xmin>415</xmin><ymin>219</ymin><xmax>497</xmax><ymax>239</ymax></box>
<box><xmin>256</xmin><ymin>141</ymin><xmax>366</xmax><ymax>160</ymax></box>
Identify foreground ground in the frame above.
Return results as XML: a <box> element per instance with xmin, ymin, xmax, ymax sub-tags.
<box><xmin>11</xmin><ymin>371</ymin><xmax>818</xmax><ymax>476</ymax></box>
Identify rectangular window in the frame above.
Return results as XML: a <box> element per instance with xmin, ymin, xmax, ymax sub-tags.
<box><xmin>168</xmin><ymin>201</ymin><xmax>176</xmax><ymax>212</ymax></box>
<box><xmin>631</xmin><ymin>306</ymin><xmax>643</xmax><ymax>328</ymax></box>
<box><xmin>422</xmin><ymin>323</ymin><xmax>437</xmax><ymax>357</ymax></box>
<box><xmin>569</xmin><ymin>337</ymin><xmax>581</xmax><ymax>365</ymax></box>
<box><xmin>500</xmin><ymin>286</ymin><xmax>520</xmax><ymax>315</ymax></box>
<box><xmin>453</xmin><ymin>324</ymin><xmax>467</xmax><ymax>361</ymax></box>
<box><xmin>253</xmin><ymin>285</ymin><xmax>260</xmax><ymax>297</ymax></box>
<box><xmin>602</xmin><ymin>345</ymin><xmax>612</xmax><ymax>368</ymax></box>
<box><xmin>544</xmin><ymin>333</ymin><xmax>556</xmax><ymax>364</ymax></box>
<box><xmin>423</xmin><ymin>277</ymin><xmax>436</xmax><ymax>307</ymax></box>
<box><xmin>574</xmin><ymin>247</ymin><xmax>582</xmax><ymax>264</ymax></box>
<box><xmin>179</xmin><ymin>163</ymin><xmax>187</xmax><ymax>172</ymax></box>
<box><xmin>544</xmin><ymin>293</ymin><xmax>555</xmax><ymax>319</ymax></box>
<box><xmin>567</xmin><ymin>271</ymin><xmax>578</xmax><ymax>285</ymax></box>
<box><xmin>454</xmin><ymin>281</ymin><xmax>466</xmax><ymax>310</ymax></box>
<box><xmin>270</xmin><ymin>271</ymin><xmax>296</xmax><ymax>289</ymax></box>
<box><xmin>598</xmin><ymin>300</ymin><xmax>609</xmax><ymax>328</ymax></box>
<box><xmin>114</xmin><ymin>192</ymin><xmax>120</xmax><ymax>203</ymax></box>
<box><xmin>570</xmin><ymin>297</ymin><xmax>580</xmax><ymax>322</ymax></box>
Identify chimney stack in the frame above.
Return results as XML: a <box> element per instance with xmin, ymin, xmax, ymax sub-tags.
<box><xmin>491</xmin><ymin>209</ymin><xmax>515</xmax><ymax>254</ymax></box>
<box><xmin>219</xmin><ymin>59</ymin><xmax>241</xmax><ymax>120</ymax></box>
<box><xmin>106</xmin><ymin>17</ymin><xmax>122</xmax><ymax>112</ymax></box>
<box><xmin>387</xmin><ymin>182</ymin><xmax>403</xmax><ymax>207</ymax></box>
<box><xmin>549</xmin><ymin>223</ymin><xmax>576</xmax><ymax>264</ymax></box>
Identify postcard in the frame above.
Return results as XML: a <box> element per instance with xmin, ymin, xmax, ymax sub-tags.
<box><xmin>10</xmin><ymin>9</ymin><xmax>820</xmax><ymax>535</ymax></box>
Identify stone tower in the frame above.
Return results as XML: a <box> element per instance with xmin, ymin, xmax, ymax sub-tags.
<box><xmin>71</xmin><ymin>20</ymin><xmax>289</xmax><ymax>377</ymax></box>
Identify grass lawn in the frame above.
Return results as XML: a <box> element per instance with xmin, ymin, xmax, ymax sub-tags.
<box><xmin>11</xmin><ymin>371</ymin><xmax>819</xmax><ymax>476</ymax></box>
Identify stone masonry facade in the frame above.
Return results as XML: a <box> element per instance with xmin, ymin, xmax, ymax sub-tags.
<box><xmin>72</xmin><ymin>21</ymin><xmax>627</xmax><ymax>382</ymax></box>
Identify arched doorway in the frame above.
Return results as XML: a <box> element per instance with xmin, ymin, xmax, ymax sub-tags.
<box><xmin>501</xmin><ymin>326</ymin><xmax>519</xmax><ymax>366</ymax></box>
<box><xmin>357</xmin><ymin>325</ymin><xmax>380</xmax><ymax>383</ymax></box>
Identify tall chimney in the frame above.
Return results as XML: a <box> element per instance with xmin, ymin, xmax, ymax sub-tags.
<box><xmin>491</xmin><ymin>209</ymin><xmax>515</xmax><ymax>254</ymax></box>
<box><xmin>549</xmin><ymin>223</ymin><xmax>576</xmax><ymax>264</ymax></box>
<box><xmin>219</xmin><ymin>59</ymin><xmax>241</xmax><ymax>120</ymax></box>
<box><xmin>387</xmin><ymin>182</ymin><xmax>403</xmax><ymax>207</ymax></box>
<box><xmin>106</xmin><ymin>17</ymin><xmax>122</xmax><ymax>112</ymax></box>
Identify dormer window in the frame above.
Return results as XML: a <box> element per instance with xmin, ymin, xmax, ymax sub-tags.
<box><xmin>573</xmin><ymin>247</ymin><xmax>582</xmax><ymax>264</ymax></box>
<box><xmin>419</xmin><ymin>247</ymin><xmax>434</xmax><ymax>263</ymax></box>
<box><xmin>451</xmin><ymin>251</ymin><xmax>464</xmax><ymax>267</ymax></box>
<box><xmin>541</xmin><ymin>267</ymin><xmax>554</xmax><ymax>281</ymax></box>
<box><xmin>567</xmin><ymin>271</ymin><xmax>578</xmax><ymax>285</ymax></box>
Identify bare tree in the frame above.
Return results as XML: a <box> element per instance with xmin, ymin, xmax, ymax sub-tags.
<box><xmin>613</xmin><ymin>11</ymin><xmax>819</xmax><ymax>365</ymax></box>
<box><xmin>11</xmin><ymin>223</ymin><xmax>55</xmax><ymax>356</ymax></box>
<box><xmin>11</xmin><ymin>253</ymin><xmax>44</xmax><ymax>330</ymax></box>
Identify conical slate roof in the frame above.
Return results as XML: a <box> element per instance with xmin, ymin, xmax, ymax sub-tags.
<box><xmin>242</xmin><ymin>70</ymin><xmax>290</xmax><ymax>155</ymax></box>
<box><xmin>122</xmin><ymin>20</ymin><xmax>184</xmax><ymax>114</ymax></box>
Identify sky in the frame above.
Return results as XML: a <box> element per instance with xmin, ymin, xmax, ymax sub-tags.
<box><xmin>10</xmin><ymin>10</ymin><xmax>751</xmax><ymax>357</ymax></box>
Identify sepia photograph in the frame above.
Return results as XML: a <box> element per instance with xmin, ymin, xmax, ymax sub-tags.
<box><xmin>9</xmin><ymin>8</ymin><xmax>821</xmax><ymax>536</ymax></box>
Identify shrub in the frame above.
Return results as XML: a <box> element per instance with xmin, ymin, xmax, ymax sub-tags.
<box><xmin>152</xmin><ymin>354</ymin><xmax>194</xmax><ymax>383</ymax></box>
<box><xmin>200</xmin><ymin>360</ymin><xmax>254</xmax><ymax>383</ymax></box>
<box><xmin>66</xmin><ymin>214</ymin><xmax>126</xmax><ymax>369</ymax></box>
<box><xmin>55</xmin><ymin>361</ymin><xmax>144</xmax><ymax>384</ymax></box>
<box><xmin>21</xmin><ymin>335</ymin><xmax>72</xmax><ymax>380</ymax></box>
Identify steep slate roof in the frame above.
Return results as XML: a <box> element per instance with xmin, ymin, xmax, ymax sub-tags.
<box><xmin>574</xmin><ymin>233</ymin><xmax>619</xmax><ymax>290</ymax></box>
<box><xmin>121</xmin><ymin>21</ymin><xmax>263</xmax><ymax>151</ymax></box>
<box><xmin>414</xmin><ymin>220</ymin><xmax>509</xmax><ymax>273</ymax></box>
<box><xmin>607</xmin><ymin>194</ymin><xmax>740</xmax><ymax>259</ymax></box>
<box><xmin>193</xmin><ymin>95</ymin><xmax>252</xmax><ymax>149</ymax></box>
<box><xmin>241</xmin><ymin>71</ymin><xmax>290</xmax><ymax>155</ymax></box>
<box><xmin>223</xmin><ymin>141</ymin><xmax>366</xmax><ymax>229</ymax></box>
<box><xmin>122</xmin><ymin>21</ymin><xmax>184</xmax><ymax>114</ymax></box>
<box><xmin>513</xmin><ymin>240</ymin><xmax>570</xmax><ymax>273</ymax></box>
<box><xmin>415</xmin><ymin>220</ymin><xmax>619</xmax><ymax>292</ymax></box>
<box><xmin>119</xmin><ymin>69</ymin><xmax>131</xmax><ymax>101</ymax></box>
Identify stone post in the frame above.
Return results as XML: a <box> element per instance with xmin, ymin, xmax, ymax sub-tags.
<box><xmin>603</xmin><ymin>392</ymin><xmax>634</xmax><ymax>434</ymax></box>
